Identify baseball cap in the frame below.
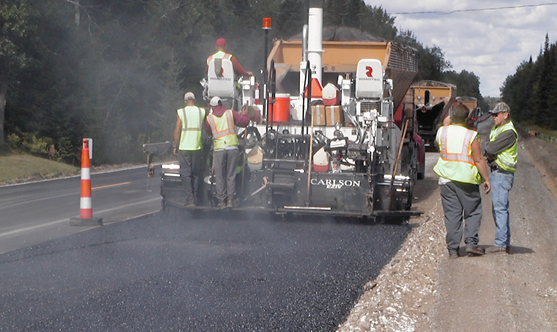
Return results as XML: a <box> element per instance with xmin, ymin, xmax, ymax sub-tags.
<box><xmin>489</xmin><ymin>102</ymin><xmax>510</xmax><ymax>114</ymax></box>
<box><xmin>210</xmin><ymin>96</ymin><xmax>222</xmax><ymax>107</ymax></box>
<box><xmin>215</xmin><ymin>38</ymin><xmax>226</xmax><ymax>47</ymax></box>
<box><xmin>184</xmin><ymin>92</ymin><xmax>195</xmax><ymax>100</ymax></box>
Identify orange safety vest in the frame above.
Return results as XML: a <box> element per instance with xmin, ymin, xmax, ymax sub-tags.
<box><xmin>206</xmin><ymin>109</ymin><xmax>238</xmax><ymax>150</ymax></box>
<box><xmin>433</xmin><ymin>125</ymin><xmax>482</xmax><ymax>184</ymax></box>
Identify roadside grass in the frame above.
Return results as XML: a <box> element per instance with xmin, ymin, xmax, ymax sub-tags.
<box><xmin>0</xmin><ymin>153</ymin><xmax>79</xmax><ymax>184</ymax></box>
<box><xmin>522</xmin><ymin>124</ymin><xmax>557</xmax><ymax>138</ymax></box>
<box><xmin>517</xmin><ymin>123</ymin><xmax>557</xmax><ymax>147</ymax></box>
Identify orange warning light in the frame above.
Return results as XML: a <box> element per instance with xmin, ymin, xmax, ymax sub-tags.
<box><xmin>262</xmin><ymin>17</ymin><xmax>272</xmax><ymax>30</ymax></box>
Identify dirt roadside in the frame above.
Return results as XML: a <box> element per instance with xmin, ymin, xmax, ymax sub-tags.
<box><xmin>338</xmin><ymin>131</ymin><xmax>557</xmax><ymax>331</ymax></box>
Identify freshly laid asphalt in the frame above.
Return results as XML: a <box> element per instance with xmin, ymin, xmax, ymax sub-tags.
<box><xmin>0</xmin><ymin>210</ymin><xmax>410</xmax><ymax>331</ymax></box>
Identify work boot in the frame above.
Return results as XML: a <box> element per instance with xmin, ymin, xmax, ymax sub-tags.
<box><xmin>486</xmin><ymin>245</ymin><xmax>510</xmax><ymax>254</ymax></box>
<box><xmin>217</xmin><ymin>201</ymin><xmax>227</xmax><ymax>210</ymax></box>
<box><xmin>448</xmin><ymin>247</ymin><xmax>460</xmax><ymax>259</ymax></box>
<box><xmin>465</xmin><ymin>246</ymin><xmax>485</xmax><ymax>256</ymax></box>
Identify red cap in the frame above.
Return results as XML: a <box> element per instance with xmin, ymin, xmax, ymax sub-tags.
<box><xmin>216</xmin><ymin>38</ymin><xmax>226</xmax><ymax>47</ymax></box>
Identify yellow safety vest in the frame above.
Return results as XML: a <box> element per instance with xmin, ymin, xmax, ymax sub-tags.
<box><xmin>433</xmin><ymin>124</ymin><xmax>483</xmax><ymax>184</ymax></box>
<box><xmin>207</xmin><ymin>109</ymin><xmax>238</xmax><ymax>150</ymax></box>
<box><xmin>178</xmin><ymin>106</ymin><xmax>205</xmax><ymax>151</ymax></box>
<box><xmin>490</xmin><ymin>121</ymin><xmax>518</xmax><ymax>173</ymax></box>
<box><xmin>207</xmin><ymin>51</ymin><xmax>233</xmax><ymax>65</ymax></box>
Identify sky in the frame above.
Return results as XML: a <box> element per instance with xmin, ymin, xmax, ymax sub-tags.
<box><xmin>363</xmin><ymin>1</ymin><xmax>557</xmax><ymax>97</ymax></box>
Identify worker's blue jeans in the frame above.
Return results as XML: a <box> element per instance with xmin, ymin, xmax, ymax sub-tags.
<box><xmin>490</xmin><ymin>170</ymin><xmax>514</xmax><ymax>247</ymax></box>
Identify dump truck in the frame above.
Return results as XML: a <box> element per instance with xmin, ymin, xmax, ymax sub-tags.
<box><xmin>455</xmin><ymin>96</ymin><xmax>477</xmax><ymax>112</ymax></box>
<box><xmin>396</xmin><ymin>87</ymin><xmax>426</xmax><ymax>180</ymax></box>
<box><xmin>158</xmin><ymin>0</ymin><xmax>423</xmax><ymax>222</ymax></box>
<box><xmin>411</xmin><ymin>80</ymin><xmax>457</xmax><ymax>147</ymax></box>
<box><xmin>455</xmin><ymin>96</ymin><xmax>482</xmax><ymax>129</ymax></box>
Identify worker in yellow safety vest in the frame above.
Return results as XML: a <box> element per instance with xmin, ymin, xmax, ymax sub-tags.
<box><xmin>433</xmin><ymin>103</ymin><xmax>491</xmax><ymax>259</ymax></box>
<box><xmin>207</xmin><ymin>38</ymin><xmax>252</xmax><ymax>77</ymax></box>
<box><xmin>205</xmin><ymin>96</ymin><xmax>250</xmax><ymax>209</ymax></box>
<box><xmin>173</xmin><ymin>92</ymin><xmax>206</xmax><ymax>207</ymax></box>
<box><xmin>484</xmin><ymin>102</ymin><xmax>518</xmax><ymax>254</ymax></box>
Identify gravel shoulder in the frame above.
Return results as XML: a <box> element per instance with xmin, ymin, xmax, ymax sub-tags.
<box><xmin>338</xmin><ymin>131</ymin><xmax>557</xmax><ymax>331</ymax></box>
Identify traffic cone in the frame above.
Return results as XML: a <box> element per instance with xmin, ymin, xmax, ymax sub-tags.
<box><xmin>70</xmin><ymin>139</ymin><xmax>103</xmax><ymax>226</ymax></box>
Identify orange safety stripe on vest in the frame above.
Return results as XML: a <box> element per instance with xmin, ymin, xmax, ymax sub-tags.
<box><xmin>207</xmin><ymin>109</ymin><xmax>236</xmax><ymax>139</ymax></box>
<box><xmin>439</xmin><ymin>126</ymin><xmax>475</xmax><ymax>165</ymax></box>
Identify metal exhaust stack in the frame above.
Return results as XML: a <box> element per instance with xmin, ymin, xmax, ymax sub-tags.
<box><xmin>307</xmin><ymin>0</ymin><xmax>323</xmax><ymax>85</ymax></box>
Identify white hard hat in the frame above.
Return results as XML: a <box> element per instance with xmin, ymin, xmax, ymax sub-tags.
<box><xmin>210</xmin><ymin>96</ymin><xmax>222</xmax><ymax>107</ymax></box>
<box><xmin>184</xmin><ymin>92</ymin><xmax>195</xmax><ymax>100</ymax></box>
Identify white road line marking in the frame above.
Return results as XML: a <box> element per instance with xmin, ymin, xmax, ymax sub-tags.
<box><xmin>0</xmin><ymin>197</ymin><xmax>161</xmax><ymax>238</ymax></box>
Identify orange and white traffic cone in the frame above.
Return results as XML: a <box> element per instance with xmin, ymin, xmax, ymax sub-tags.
<box><xmin>70</xmin><ymin>139</ymin><xmax>103</xmax><ymax>226</ymax></box>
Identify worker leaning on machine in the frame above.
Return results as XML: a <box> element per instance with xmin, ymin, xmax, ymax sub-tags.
<box><xmin>205</xmin><ymin>96</ymin><xmax>250</xmax><ymax>209</ymax></box>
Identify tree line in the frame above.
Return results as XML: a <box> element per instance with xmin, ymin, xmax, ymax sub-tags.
<box><xmin>1</xmin><ymin>0</ymin><xmax>485</xmax><ymax>164</ymax></box>
<box><xmin>501</xmin><ymin>34</ymin><xmax>557</xmax><ymax>129</ymax></box>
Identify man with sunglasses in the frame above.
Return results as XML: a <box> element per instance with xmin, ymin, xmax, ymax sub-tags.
<box><xmin>484</xmin><ymin>102</ymin><xmax>518</xmax><ymax>254</ymax></box>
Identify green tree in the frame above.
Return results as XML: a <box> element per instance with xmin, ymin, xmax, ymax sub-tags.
<box><xmin>501</xmin><ymin>58</ymin><xmax>534</xmax><ymax>123</ymax></box>
<box><xmin>443</xmin><ymin>70</ymin><xmax>481</xmax><ymax>97</ymax></box>
<box><xmin>2</xmin><ymin>0</ymin><xmax>475</xmax><ymax>164</ymax></box>
<box><xmin>4</xmin><ymin>0</ymin><xmax>88</xmax><ymax>161</ymax></box>
<box><xmin>0</xmin><ymin>0</ymin><xmax>35</xmax><ymax>147</ymax></box>
<box><xmin>324</xmin><ymin>0</ymin><xmax>344</xmax><ymax>27</ymax></box>
<box><xmin>276</xmin><ymin>0</ymin><xmax>305</xmax><ymax>37</ymax></box>
<box><xmin>416</xmin><ymin>46</ymin><xmax>451</xmax><ymax>81</ymax></box>
<box><xmin>323</xmin><ymin>1</ymin><xmax>397</xmax><ymax>41</ymax></box>
<box><xmin>443</xmin><ymin>69</ymin><xmax>488</xmax><ymax>112</ymax></box>
<box><xmin>394</xmin><ymin>30</ymin><xmax>452</xmax><ymax>83</ymax></box>
<box><xmin>532</xmin><ymin>34</ymin><xmax>554</xmax><ymax>127</ymax></box>
<box><xmin>359</xmin><ymin>5</ymin><xmax>397</xmax><ymax>41</ymax></box>
<box><xmin>344</xmin><ymin>0</ymin><xmax>363</xmax><ymax>28</ymax></box>
<box><xmin>546</xmin><ymin>43</ymin><xmax>557</xmax><ymax>129</ymax></box>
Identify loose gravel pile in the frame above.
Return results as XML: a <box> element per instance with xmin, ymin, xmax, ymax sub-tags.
<box><xmin>338</xmin><ymin>193</ymin><xmax>445</xmax><ymax>331</ymax></box>
<box><xmin>338</xmin><ymin>131</ymin><xmax>557</xmax><ymax>332</ymax></box>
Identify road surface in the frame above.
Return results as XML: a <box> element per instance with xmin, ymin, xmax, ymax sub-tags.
<box><xmin>0</xmin><ymin>166</ymin><xmax>161</xmax><ymax>254</ymax></box>
<box><xmin>0</xmin><ymin>165</ymin><xmax>419</xmax><ymax>331</ymax></box>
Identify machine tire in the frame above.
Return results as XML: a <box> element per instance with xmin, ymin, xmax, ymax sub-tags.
<box><xmin>417</xmin><ymin>140</ymin><xmax>426</xmax><ymax>180</ymax></box>
<box><xmin>417</xmin><ymin>169</ymin><xmax>425</xmax><ymax>180</ymax></box>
